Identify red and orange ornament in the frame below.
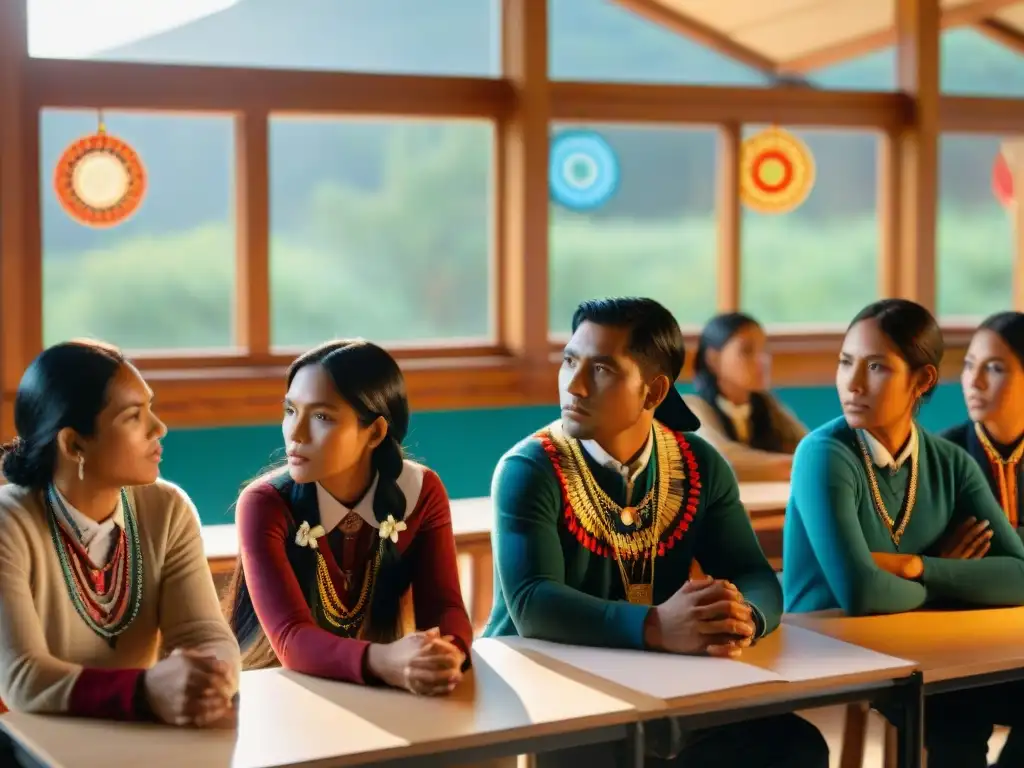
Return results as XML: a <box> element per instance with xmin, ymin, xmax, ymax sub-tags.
<box><xmin>54</xmin><ymin>112</ymin><xmax>147</xmax><ymax>228</ymax></box>
<box><xmin>740</xmin><ymin>126</ymin><xmax>816</xmax><ymax>215</ymax></box>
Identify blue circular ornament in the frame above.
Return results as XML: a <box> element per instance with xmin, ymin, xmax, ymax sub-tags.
<box><xmin>549</xmin><ymin>131</ymin><xmax>619</xmax><ymax>211</ymax></box>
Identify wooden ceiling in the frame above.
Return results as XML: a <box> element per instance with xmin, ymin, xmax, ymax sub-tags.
<box><xmin>617</xmin><ymin>0</ymin><xmax>1024</xmax><ymax>76</ymax></box>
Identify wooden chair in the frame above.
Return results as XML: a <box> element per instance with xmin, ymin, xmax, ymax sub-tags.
<box><xmin>840</xmin><ymin>702</ymin><xmax>897</xmax><ymax>768</ymax></box>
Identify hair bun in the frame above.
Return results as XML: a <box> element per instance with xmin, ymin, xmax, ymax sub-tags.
<box><xmin>1</xmin><ymin>438</ymin><xmax>46</xmax><ymax>488</ymax></box>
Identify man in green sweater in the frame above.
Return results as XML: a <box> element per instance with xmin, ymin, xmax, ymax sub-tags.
<box><xmin>483</xmin><ymin>297</ymin><xmax>828</xmax><ymax>767</ymax></box>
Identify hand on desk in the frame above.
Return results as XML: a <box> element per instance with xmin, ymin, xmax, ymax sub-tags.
<box><xmin>643</xmin><ymin>576</ymin><xmax>756</xmax><ymax>659</ymax></box>
<box><xmin>144</xmin><ymin>648</ymin><xmax>236</xmax><ymax>728</ymax></box>
<box><xmin>936</xmin><ymin>516</ymin><xmax>992</xmax><ymax>560</ymax></box>
<box><xmin>367</xmin><ymin>628</ymin><xmax>465</xmax><ymax>696</ymax></box>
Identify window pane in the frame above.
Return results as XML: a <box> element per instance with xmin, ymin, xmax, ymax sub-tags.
<box><xmin>808</xmin><ymin>29</ymin><xmax>1024</xmax><ymax>95</ymax></box>
<box><xmin>269</xmin><ymin>118</ymin><xmax>493</xmax><ymax>347</ymax></box>
<box><xmin>28</xmin><ymin>0</ymin><xmax>500</xmax><ymax>77</ymax></box>
<box><xmin>549</xmin><ymin>0</ymin><xmax>769</xmax><ymax>86</ymax></box>
<box><xmin>937</xmin><ymin>134</ymin><xmax>1014</xmax><ymax>320</ymax></box>
<box><xmin>941</xmin><ymin>28</ymin><xmax>1024</xmax><ymax>97</ymax></box>
<box><xmin>741</xmin><ymin>128</ymin><xmax>878</xmax><ymax>325</ymax></box>
<box><xmin>549</xmin><ymin>124</ymin><xmax>717</xmax><ymax>334</ymax></box>
<box><xmin>41</xmin><ymin>110</ymin><xmax>235</xmax><ymax>351</ymax></box>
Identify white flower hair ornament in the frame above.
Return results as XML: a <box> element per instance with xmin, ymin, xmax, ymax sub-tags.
<box><xmin>295</xmin><ymin>521</ymin><xmax>326</xmax><ymax>549</ymax></box>
<box><xmin>378</xmin><ymin>514</ymin><xmax>407</xmax><ymax>544</ymax></box>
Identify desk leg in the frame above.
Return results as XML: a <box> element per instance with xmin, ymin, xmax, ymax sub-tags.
<box><xmin>893</xmin><ymin>672</ymin><xmax>924</xmax><ymax>768</ymax></box>
<box><xmin>621</xmin><ymin>722</ymin><xmax>644</xmax><ymax>768</ymax></box>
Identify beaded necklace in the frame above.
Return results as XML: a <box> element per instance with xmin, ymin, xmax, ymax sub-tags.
<box><xmin>311</xmin><ymin>534</ymin><xmax>383</xmax><ymax>637</ymax></box>
<box><xmin>974</xmin><ymin>422</ymin><xmax>1024</xmax><ymax>527</ymax></box>
<box><xmin>854</xmin><ymin>430</ymin><xmax>919</xmax><ymax>547</ymax></box>
<box><xmin>45</xmin><ymin>486</ymin><xmax>144</xmax><ymax>642</ymax></box>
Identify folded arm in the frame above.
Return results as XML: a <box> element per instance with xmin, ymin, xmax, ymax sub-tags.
<box><xmin>0</xmin><ymin>516</ymin><xmax>148</xmax><ymax>719</ymax></box>
<box><xmin>492</xmin><ymin>451</ymin><xmax>650</xmax><ymax>648</ymax></box>
<box><xmin>790</xmin><ymin>438</ymin><xmax>927</xmax><ymax>616</ymax></box>
<box><xmin>920</xmin><ymin>455</ymin><xmax>1024</xmax><ymax>606</ymax></box>
<box><xmin>237</xmin><ymin>485</ymin><xmax>371</xmax><ymax>683</ymax></box>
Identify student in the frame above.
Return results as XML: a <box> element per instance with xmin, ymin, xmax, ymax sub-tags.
<box><xmin>783</xmin><ymin>299</ymin><xmax>1024</xmax><ymax>768</ymax></box>
<box><xmin>683</xmin><ymin>312</ymin><xmax>806</xmax><ymax>481</ymax></box>
<box><xmin>942</xmin><ymin>311</ymin><xmax>1024</xmax><ymax>544</ymax></box>
<box><xmin>485</xmin><ymin>298</ymin><xmax>828</xmax><ymax>768</ymax></box>
<box><xmin>224</xmin><ymin>340</ymin><xmax>472</xmax><ymax>696</ymax></box>
<box><xmin>941</xmin><ymin>311</ymin><xmax>1024</xmax><ymax>768</ymax></box>
<box><xmin>0</xmin><ymin>341</ymin><xmax>240</xmax><ymax>726</ymax></box>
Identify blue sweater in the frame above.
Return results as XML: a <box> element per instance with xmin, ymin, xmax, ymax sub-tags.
<box><xmin>784</xmin><ymin>416</ymin><xmax>1024</xmax><ymax>616</ymax></box>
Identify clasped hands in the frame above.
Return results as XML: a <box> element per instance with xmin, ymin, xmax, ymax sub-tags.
<box><xmin>644</xmin><ymin>575</ymin><xmax>758</xmax><ymax>658</ymax></box>
<box><xmin>871</xmin><ymin>516</ymin><xmax>992</xmax><ymax>580</ymax></box>
<box><xmin>368</xmin><ymin>627</ymin><xmax>466</xmax><ymax>696</ymax></box>
<box><xmin>144</xmin><ymin>647</ymin><xmax>237</xmax><ymax>728</ymax></box>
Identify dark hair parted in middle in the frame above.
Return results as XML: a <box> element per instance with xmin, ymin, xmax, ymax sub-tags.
<box><xmin>226</xmin><ymin>340</ymin><xmax>413</xmax><ymax>664</ymax></box>
<box><xmin>978</xmin><ymin>311</ymin><xmax>1024</xmax><ymax>369</ymax></box>
<box><xmin>849</xmin><ymin>298</ymin><xmax>944</xmax><ymax>404</ymax></box>
<box><xmin>1</xmin><ymin>341</ymin><xmax>126</xmax><ymax>489</ymax></box>
<box><xmin>572</xmin><ymin>297</ymin><xmax>699</xmax><ymax>432</ymax></box>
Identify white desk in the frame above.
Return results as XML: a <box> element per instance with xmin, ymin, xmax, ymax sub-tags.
<box><xmin>0</xmin><ymin>642</ymin><xmax>637</xmax><ymax>768</ymax></box>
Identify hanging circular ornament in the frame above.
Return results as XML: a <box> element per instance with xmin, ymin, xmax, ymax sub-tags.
<box><xmin>993</xmin><ymin>148</ymin><xmax>1015</xmax><ymax>209</ymax></box>
<box><xmin>740</xmin><ymin>127</ymin><xmax>816</xmax><ymax>215</ymax></box>
<box><xmin>550</xmin><ymin>130</ymin><xmax>620</xmax><ymax>212</ymax></box>
<box><xmin>54</xmin><ymin>123</ymin><xmax>146</xmax><ymax>228</ymax></box>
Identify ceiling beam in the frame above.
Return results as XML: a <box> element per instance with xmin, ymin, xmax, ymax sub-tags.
<box><xmin>975</xmin><ymin>18</ymin><xmax>1024</xmax><ymax>56</ymax></box>
<box><xmin>779</xmin><ymin>0</ymin><xmax>1019</xmax><ymax>74</ymax></box>
<box><xmin>613</xmin><ymin>0</ymin><xmax>780</xmax><ymax>77</ymax></box>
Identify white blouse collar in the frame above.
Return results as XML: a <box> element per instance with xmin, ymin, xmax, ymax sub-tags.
<box><xmin>315</xmin><ymin>460</ymin><xmax>425</xmax><ymax>533</ymax></box>
<box><xmin>580</xmin><ymin>428</ymin><xmax>654</xmax><ymax>484</ymax></box>
<box><xmin>861</xmin><ymin>426</ymin><xmax>917</xmax><ymax>472</ymax></box>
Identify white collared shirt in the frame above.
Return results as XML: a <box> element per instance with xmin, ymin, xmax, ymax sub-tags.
<box><xmin>580</xmin><ymin>429</ymin><xmax>653</xmax><ymax>501</ymax></box>
<box><xmin>51</xmin><ymin>487</ymin><xmax>123</xmax><ymax>566</ymax></box>
<box><xmin>314</xmin><ymin>461</ymin><xmax>426</xmax><ymax>535</ymax></box>
<box><xmin>860</xmin><ymin>426</ymin><xmax>917</xmax><ymax>472</ymax></box>
<box><xmin>716</xmin><ymin>396</ymin><xmax>752</xmax><ymax>444</ymax></box>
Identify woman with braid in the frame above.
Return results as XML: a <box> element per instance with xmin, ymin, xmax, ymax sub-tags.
<box><xmin>224</xmin><ymin>340</ymin><xmax>472</xmax><ymax>696</ymax></box>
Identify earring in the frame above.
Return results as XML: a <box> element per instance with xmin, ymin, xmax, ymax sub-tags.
<box><xmin>77</xmin><ymin>455</ymin><xmax>84</xmax><ymax>482</ymax></box>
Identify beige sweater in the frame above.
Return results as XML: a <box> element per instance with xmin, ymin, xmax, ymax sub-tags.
<box><xmin>0</xmin><ymin>479</ymin><xmax>240</xmax><ymax>714</ymax></box>
<box><xmin>683</xmin><ymin>393</ymin><xmax>807</xmax><ymax>482</ymax></box>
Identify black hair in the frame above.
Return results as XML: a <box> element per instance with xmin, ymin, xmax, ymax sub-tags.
<box><xmin>977</xmin><ymin>311</ymin><xmax>1024</xmax><ymax>369</ymax></box>
<box><xmin>691</xmin><ymin>312</ymin><xmax>782</xmax><ymax>452</ymax></box>
<box><xmin>848</xmin><ymin>299</ymin><xmax>944</xmax><ymax>405</ymax></box>
<box><xmin>0</xmin><ymin>341</ymin><xmax>125</xmax><ymax>489</ymax></box>
<box><xmin>571</xmin><ymin>297</ymin><xmax>699</xmax><ymax>432</ymax></box>
<box><xmin>224</xmin><ymin>340</ymin><xmax>412</xmax><ymax>666</ymax></box>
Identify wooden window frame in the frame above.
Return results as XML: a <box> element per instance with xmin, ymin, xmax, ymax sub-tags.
<box><xmin>0</xmin><ymin>0</ymin><xmax>1020</xmax><ymax>432</ymax></box>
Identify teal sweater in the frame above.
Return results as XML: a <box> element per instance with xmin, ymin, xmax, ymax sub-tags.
<box><xmin>784</xmin><ymin>416</ymin><xmax>1024</xmax><ymax>616</ymax></box>
<box><xmin>482</xmin><ymin>423</ymin><xmax>782</xmax><ymax>648</ymax></box>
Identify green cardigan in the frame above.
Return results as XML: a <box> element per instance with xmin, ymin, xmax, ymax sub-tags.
<box><xmin>784</xmin><ymin>416</ymin><xmax>1024</xmax><ymax>616</ymax></box>
<box><xmin>482</xmin><ymin>422</ymin><xmax>782</xmax><ymax>648</ymax></box>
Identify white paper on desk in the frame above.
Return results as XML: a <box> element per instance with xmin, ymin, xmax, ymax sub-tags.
<box><xmin>504</xmin><ymin>637</ymin><xmax>783</xmax><ymax>699</ymax></box>
<box><xmin>752</xmin><ymin>624</ymin><xmax>915</xmax><ymax>683</ymax></box>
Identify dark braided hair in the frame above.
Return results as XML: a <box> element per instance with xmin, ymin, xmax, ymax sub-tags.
<box><xmin>224</xmin><ymin>340</ymin><xmax>412</xmax><ymax>667</ymax></box>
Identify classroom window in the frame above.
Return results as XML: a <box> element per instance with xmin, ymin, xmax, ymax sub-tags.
<box><xmin>269</xmin><ymin>118</ymin><xmax>494</xmax><ymax>349</ymax></box>
<box><xmin>740</xmin><ymin>127</ymin><xmax>879</xmax><ymax>326</ymax></box>
<box><xmin>937</xmin><ymin>133</ymin><xmax>1015</xmax><ymax>320</ymax></box>
<box><xmin>547</xmin><ymin>123</ymin><xmax>717</xmax><ymax>334</ymax></box>
<box><xmin>26</xmin><ymin>0</ymin><xmax>501</xmax><ymax>77</ymax></box>
<box><xmin>40</xmin><ymin>109</ymin><xmax>235</xmax><ymax>351</ymax></box>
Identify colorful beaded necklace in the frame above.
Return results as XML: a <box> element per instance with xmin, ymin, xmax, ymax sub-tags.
<box><xmin>311</xmin><ymin>535</ymin><xmax>383</xmax><ymax>637</ymax></box>
<box><xmin>45</xmin><ymin>486</ymin><xmax>144</xmax><ymax>642</ymax></box>
<box><xmin>974</xmin><ymin>422</ymin><xmax>1024</xmax><ymax>527</ymax></box>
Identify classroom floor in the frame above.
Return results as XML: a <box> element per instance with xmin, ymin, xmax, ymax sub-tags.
<box><xmin>801</xmin><ymin>705</ymin><xmax>1008</xmax><ymax>768</ymax></box>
